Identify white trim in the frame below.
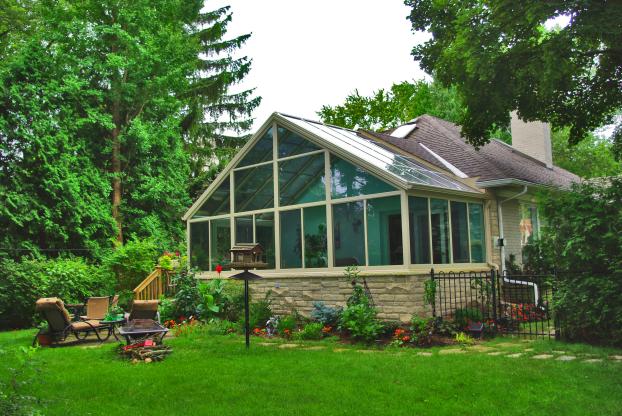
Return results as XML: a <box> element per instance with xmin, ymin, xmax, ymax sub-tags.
<box><xmin>419</xmin><ymin>143</ymin><xmax>468</xmax><ymax>178</ymax></box>
<box><xmin>400</xmin><ymin>190</ymin><xmax>411</xmax><ymax>267</ymax></box>
<box><xmin>300</xmin><ymin>208</ymin><xmax>306</xmax><ymax>268</ymax></box>
<box><xmin>363</xmin><ymin>199</ymin><xmax>369</xmax><ymax>266</ymax></box>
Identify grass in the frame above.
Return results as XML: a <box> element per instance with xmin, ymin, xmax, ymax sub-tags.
<box><xmin>1</xmin><ymin>329</ymin><xmax>621</xmax><ymax>415</ymax></box>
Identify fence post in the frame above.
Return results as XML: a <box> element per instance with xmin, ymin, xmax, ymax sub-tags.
<box><xmin>553</xmin><ymin>270</ymin><xmax>561</xmax><ymax>341</ymax></box>
<box><xmin>430</xmin><ymin>268</ymin><xmax>436</xmax><ymax>318</ymax></box>
<box><xmin>490</xmin><ymin>268</ymin><xmax>497</xmax><ymax>322</ymax></box>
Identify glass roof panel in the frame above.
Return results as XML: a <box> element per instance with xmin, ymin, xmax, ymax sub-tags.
<box><xmin>279</xmin><ymin>114</ymin><xmax>477</xmax><ymax>193</ymax></box>
<box><xmin>238</xmin><ymin>127</ymin><xmax>273</xmax><ymax>167</ymax></box>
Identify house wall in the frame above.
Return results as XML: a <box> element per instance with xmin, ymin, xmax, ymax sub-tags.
<box><xmin>501</xmin><ymin>199</ymin><xmax>523</xmax><ymax>264</ymax></box>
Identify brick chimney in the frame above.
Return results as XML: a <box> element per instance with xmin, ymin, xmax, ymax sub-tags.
<box><xmin>510</xmin><ymin>111</ymin><xmax>553</xmax><ymax>168</ymax></box>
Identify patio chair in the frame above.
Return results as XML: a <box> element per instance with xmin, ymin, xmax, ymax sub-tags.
<box><xmin>33</xmin><ymin>297</ymin><xmax>106</xmax><ymax>346</ymax></box>
<box><xmin>128</xmin><ymin>300</ymin><xmax>160</xmax><ymax>322</ymax></box>
<box><xmin>80</xmin><ymin>296</ymin><xmax>111</xmax><ymax>320</ymax></box>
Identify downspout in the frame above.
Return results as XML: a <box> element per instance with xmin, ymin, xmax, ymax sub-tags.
<box><xmin>496</xmin><ymin>186</ymin><xmax>540</xmax><ymax>302</ymax></box>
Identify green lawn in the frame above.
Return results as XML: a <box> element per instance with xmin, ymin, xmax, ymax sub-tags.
<box><xmin>1</xmin><ymin>329</ymin><xmax>621</xmax><ymax>415</ymax></box>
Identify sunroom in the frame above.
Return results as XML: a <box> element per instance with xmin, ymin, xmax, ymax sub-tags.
<box><xmin>183</xmin><ymin>113</ymin><xmax>490</xmax><ymax>276</ymax></box>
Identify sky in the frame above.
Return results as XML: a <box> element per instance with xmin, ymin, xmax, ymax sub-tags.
<box><xmin>209</xmin><ymin>0</ymin><xmax>429</xmax><ymax>129</ymax></box>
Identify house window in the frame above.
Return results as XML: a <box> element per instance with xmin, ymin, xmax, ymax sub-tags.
<box><xmin>209</xmin><ymin>218</ymin><xmax>230</xmax><ymax>271</ymax></box>
<box><xmin>303</xmin><ymin>206</ymin><xmax>328</xmax><ymax>268</ymax></box>
<box><xmin>520</xmin><ymin>204</ymin><xmax>539</xmax><ymax>245</ymax></box>
<box><xmin>235</xmin><ymin>216</ymin><xmax>253</xmax><ymax>244</ymax></box>
<box><xmin>279</xmin><ymin>209</ymin><xmax>302</xmax><ymax>269</ymax></box>
<box><xmin>278</xmin><ymin>126</ymin><xmax>320</xmax><ymax>158</ymax></box>
<box><xmin>255</xmin><ymin>212</ymin><xmax>275</xmax><ymax>268</ymax></box>
<box><xmin>469</xmin><ymin>203</ymin><xmax>486</xmax><ymax>262</ymax></box>
<box><xmin>450</xmin><ymin>201</ymin><xmax>469</xmax><ymax>263</ymax></box>
<box><xmin>367</xmin><ymin>196</ymin><xmax>403</xmax><ymax>266</ymax></box>
<box><xmin>234</xmin><ymin>164</ymin><xmax>274</xmax><ymax>212</ymax></box>
<box><xmin>333</xmin><ymin>201</ymin><xmax>365</xmax><ymax>267</ymax></box>
<box><xmin>279</xmin><ymin>152</ymin><xmax>325</xmax><ymax>206</ymax></box>
<box><xmin>331</xmin><ymin>155</ymin><xmax>395</xmax><ymax>199</ymax></box>
<box><xmin>431</xmin><ymin>199</ymin><xmax>450</xmax><ymax>264</ymax></box>
<box><xmin>238</xmin><ymin>127</ymin><xmax>273</xmax><ymax>167</ymax></box>
<box><xmin>408</xmin><ymin>196</ymin><xmax>430</xmax><ymax>264</ymax></box>
<box><xmin>193</xmin><ymin>176</ymin><xmax>229</xmax><ymax>218</ymax></box>
<box><xmin>189</xmin><ymin>221</ymin><xmax>209</xmax><ymax>270</ymax></box>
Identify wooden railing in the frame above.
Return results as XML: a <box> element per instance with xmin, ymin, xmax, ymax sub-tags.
<box><xmin>133</xmin><ymin>266</ymin><xmax>174</xmax><ymax>300</ymax></box>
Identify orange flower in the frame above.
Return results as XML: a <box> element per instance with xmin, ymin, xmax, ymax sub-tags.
<box><xmin>402</xmin><ymin>335</ymin><xmax>411</xmax><ymax>343</ymax></box>
<box><xmin>322</xmin><ymin>326</ymin><xmax>332</xmax><ymax>333</ymax></box>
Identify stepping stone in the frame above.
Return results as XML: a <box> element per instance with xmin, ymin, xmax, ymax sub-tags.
<box><xmin>487</xmin><ymin>351</ymin><xmax>505</xmax><ymax>356</ymax></box>
<box><xmin>468</xmin><ymin>345</ymin><xmax>494</xmax><ymax>352</ymax></box>
<box><xmin>552</xmin><ymin>350</ymin><xmax>566</xmax><ymax>354</ymax></box>
<box><xmin>524</xmin><ymin>348</ymin><xmax>534</xmax><ymax>352</ymax></box>
<box><xmin>556</xmin><ymin>356</ymin><xmax>576</xmax><ymax>361</ymax></box>
<box><xmin>358</xmin><ymin>350</ymin><xmax>379</xmax><ymax>354</ymax></box>
<box><xmin>258</xmin><ymin>342</ymin><xmax>276</xmax><ymax>346</ymax></box>
<box><xmin>417</xmin><ymin>352</ymin><xmax>433</xmax><ymax>357</ymax></box>
<box><xmin>495</xmin><ymin>342</ymin><xmax>520</xmax><ymax>348</ymax></box>
<box><xmin>303</xmin><ymin>346</ymin><xmax>325</xmax><ymax>351</ymax></box>
<box><xmin>609</xmin><ymin>355</ymin><xmax>622</xmax><ymax>360</ymax></box>
<box><xmin>532</xmin><ymin>354</ymin><xmax>554</xmax><ymax>360</ymax></box>
<box><xmin>333</xmin><ymin>348</ymin><xmax>349</xmax><ymax>352</ymax></box>
<box><xmin>506</xmin><ymin>353</ymin><xmax>523</xmax><ymax>358</ymax></box>
<box><xmin>583</xmin><ymin>359</ymin><xmax>603</xmax><ymax>363</ymax></box>
<box><xmin>439</xmin><ymin>349</ymin><xmax>466</xmax><ymax>355</ymax></box>
<box><xmin>278</xmin><ymin>343</ymin><xmax>300</xmax><ymax>349</ymax></box>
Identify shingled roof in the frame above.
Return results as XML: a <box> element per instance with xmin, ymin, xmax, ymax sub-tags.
<box><xmin>362</xmin><ymin>114</ymin><xmax>579</xmax><ymax>188</ymax></box>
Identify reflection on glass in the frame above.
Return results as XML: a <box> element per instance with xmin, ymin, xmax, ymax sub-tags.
<box><xmin>430</xmin><ymin>199</ymin><xmax>450</xmax><ymax>264</ymax></box>
<box><xmin>332</xmin><ymin>201</ymin><xmax>365</xmax><ymax>267</ymax></box>
<box><xmin>303</xmin><ymin>206</ymin><xmax>327</xmax><ymax>268</ymax></box>
<box><xmin>238</xmin><ymin>127</ymin><xmax>273</xmax><ymax>167</ymax></box>
<box><xmin>367</xmin><ymin>196</ymin><xmax>403</xmax><ymax>266</ymax></box>
<box><xmin>194</xmin><ymin>176</ymin><xmax>230</xmax><ymax>218</ymax></box>
<box><xmin>190</xmin><ymin>221</ymin><xmax>209</xmax><ymax>270</ymax></box>
<box><xmin>409</xmin><ymin>196</ymin><xmax>430</xmax><ymax>264</ymax></box>
<box><xmin>520</xmin><ymin>204</ymin><xmax>539</xmax><ymax>245</ymax></box>
<box><xmin>469</xmin><ymin>203</ymin><xmax>485</xmax><ymax>262</ymax></box>
<box><xmin>278</xmin><ymin>126</ymin><xmax>320</xmax><ymax>158</ymax></box>
<box><xmin>255</xmin><ymin>212</ymin><xmax>275</xmax><ymax>268</ymax></box>
<box><xmin>330</xmin><ymin>155</ymin><xmax>395</xmax><ymax>199</ymax></box>
<box><xmin>280</xmin><ymin>210</ymin><xmax>302</xmax><ymax>268</ymax></box>
<box><xmin>235</xmin><ymin>216</ymin><xmax>253</xmax><ymax>244</ymax></box>
<box><xmin>210</xmin><ymin>218</ymin><xmax>230</xmax><ymax>271</ymax></box>
<box><xmin>451</xmin><ymin>201</ymin><xmax>469</xmax><ymax>263</ymax></box>
<box><xmin>279</xmin><ymin>153</ymin><xmax>325</xmax><ymax>206</ymax></box>
<box><xmin>234</xmin><ymin>164</ymin><xmax>274</xmax><ymax>212</ymax></box>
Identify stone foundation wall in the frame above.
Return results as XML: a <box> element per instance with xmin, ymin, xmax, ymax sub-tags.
<box><xmin>246</xmin><ymin>273</ymin><xmax>430</xmax><ymax>323</ymax></box>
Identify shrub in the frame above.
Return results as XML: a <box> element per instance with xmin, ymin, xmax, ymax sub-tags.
<box><xmin>432</xmin><ymin>317</ymin><xmax>459</xmax><ymax>337</ymax></box>
<box><xmin>101</xmin><ymin>238</ymin><xmax>159</xmax><ymax>291</ymax></box>
<box><xmin>248</xmin><ymin>294</ymin><xmax>272</xmax><ymax>329</ymax></box>
<box><xmin>453</xmin><ymin>307</ymin><xmax>483</xmax><ymax>328</ymax></box>
<box><xmin>197</xmin><ymin>279</ymin><xmax>245</xmax><ymax>322</ymax></box>
<box><xmin>170</xmin><ymin>269</ymin><xmax>202</xmax><ymax>319</ymax></box>
<box><xmin>158</xmin><ymin>297</ymin><xmax>175</xmax><ymax>323</ymax></box>
<box><xmin>310</xmin><ymin>301</ymin><xmax>342</xmax><ymax>326</ymax></box>
<box><xmin>0</xmin><ymin>257</ymin><xmax>114</xmax><ymax>329</ymax></box>
<box><xmin>294</xmin><ymin>323</ymin><xmax>324</xmax><ymax>340</ymax></box>
<box><xmin>277</xmin><ymin>315</ymin><xmax>297</xmax><ymax>335</ymax></box>
<box><xmin>340</xmin><ymin>302</ymin><xmax>383</xmax><ymax>343</ymax></box>
<box><xmin>205</xmin><ymin>319</ymin><xmax>236</xmax><ymax>335</ymax></box>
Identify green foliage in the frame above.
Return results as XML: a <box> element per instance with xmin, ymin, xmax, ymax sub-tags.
<box><xmin>406</xmin><ymin>1</ymin><xmax>622</xmax><ymax>155</ymax></box>
<box><xmin>432</xmin><ymin>318</ymin><xmax>459</xmax><ymax>338</ymax></box>
<box><xmin>248</xmin><ymin>295</ymin><xmax>272</xmax><ymax>330</ymax></box>
<box><xmin>101</xmin><ymin>238</ymin><xmax>159</xmax><ymax>291</ymax></box>
<box><xmin>204</xmin><ymin>319</ymin><xmax>236</xmax><ymax>336</ymax></box>
<box><xmin>277</xmin><ymin>315</ymin><xmax>297</xmax><ymax>335</ymax></box>
<box><xmin>551</xmin><ymin>129</ymin><xmax>621</xmax><ymax>178</ymax></box>
<box><xmin>310</xmin><ymin>301</ymin><xmax>342</xmax><ymax>326</ymax></box>
<box><xmin>454</xmin><ymin>332</ymin><xmax>474</xmax><ymax>346</ymax></box>
<box><xmin>196</xmin><ymin>279</ymin><xmax>244</xmax><ymax>322</ymax></box>
<box><xmin>453</xmin><ymin>308</ymin><xmax>484</xmax><ymax>329</ymax></box>
<box><xmin>0</xmin><ymin>257</ymin><xmax>114</xmax><ymax>329</ymax></box>
<box><xmin>339</xmin><ymin>302</ymin><xmax>383</xmax><ymax>343</ymax></box>
<box><xmin>158</xmin><ymin>297</ymin><xmax>176</xmax><ymax>324</ymax></box>
<box><xmin>294</xmin><ymin>323</ymin><xmax>324</xmax><ymax>341</ymax></box>
<box><xmin>170</xmin><ymin>270</ymin><xmax>202</xmax><ymax>319</ymax></box>
<box><xmin>0</xmin><ymin>346</ymin><xmax>41</xmax><ymax>416</ymax></box>
<box><xmin>537</xmin><ymin>178</ymin><xmax>622</xmax><ymax>345</ymax></box>
<box><xmin>319</xmin><ymin>80</ymin><xmax>464</xmax><ymax>130</ymax></box>
<box><xmin>423</xmin><ymin>279</ymin><xmax>436</xmax><ymax>307</ymax></box>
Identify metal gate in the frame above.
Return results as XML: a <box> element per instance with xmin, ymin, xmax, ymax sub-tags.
<box><xmin>431</xmin><ymin>269</ymin><xmax>558</xmax><ymax>339</ymax></box>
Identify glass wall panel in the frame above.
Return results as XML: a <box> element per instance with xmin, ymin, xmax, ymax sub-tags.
<box><xmin>234</xmin><ymin>164</ymin><xmax>274</xmax><ymax>212</ymax></box>
<box><xmin>409</xmin><ymin>196</ymin><xmax>430</xmax><ymax>264</ymax></box>
<box><xmin>333</xmin><ymin>201</ymin><xmax>365</xmax><ymax>267</ymax></box>
<box><xmin>303</xmin><ymin>206</ymin><xmax>327</xmax><ymax>268</ymax></box>
<box><xmin>235</xmin><ymin>216</ymin><xmax>253</xmax><ymax>244</ymax></box>
<box><xmin>451</xmin><ymin>201</ymin><xmax>470</xmax><ymax>263</ymax></box>
<box><xmin>520</xmin><ymin>204</ymin><xmax>539</xmax><ymax>245</ymax></box>
<box><xmin>469</xmin><ymin>203</ymin><xmax>486</xmax><ymax>262</ymax></box>
<box><xmin>278</xmin><ymin>126</ymin><xmax>320</xmax><ymax>158</ymax></box>
<box><xmin>210</xmin><ymin>218</ymin><xmax>231</xmax><ymax>270</ymax></box>
<box><xmin>280</xmin><ymin>210</ymin><xmax>302</xmax><ymax>268</ymax></box>
<box><xmin>238</xmin><ymin>127</ymin><xmax>273</xmax><ymax>167</ymax></box>
<box><xmin>194</xmin><ymin>176</ymin><xmax>230</xmax><ymax>218</ymax></box>
<box><xmin>279</xmin><ymin>153</ymin><xmax>325</xmax><ymax>206</ymax></box>
<box><xmin>255</xmin><ymin>212</ymin><xmax>275</xmax><ymax>268</ymax></box>
<box><xmin>190</xmin><ymin>221</ymin><xmax>209</xmax><ymax>270</ymax></box>
<box><xmin>330</xmin><ymin>155</ymin><xmax>395</xmax><ymax>199</ymax></box>
<box><xmin>430</xmin><ymin>199</ymin><xmax>450</xmax><ymax>264</ymax></box>
<box><xmin>367</xmin><ymin>196</ymin><xmax>403</xmax><ymax>266</ymax></box>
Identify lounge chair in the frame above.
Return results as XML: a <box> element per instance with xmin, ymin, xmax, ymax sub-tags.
<box><xmin>80</xmin><ymin>296</ymin><xmax>111</xmax><ymax>320</ymax></box>
<box><xmin>33</xmin><ymin>297</ymin><xmax>107</xmax><ymax>346</ymax></box>
<box><xmin>128</xmin><ymin>300</ymin><xmax>160</xmax><ymax>322</ymax></box>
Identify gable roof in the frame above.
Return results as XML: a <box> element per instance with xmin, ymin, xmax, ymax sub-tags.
<box><xmin>374</xmin><ymin>114</ymin><xmax>579</xmax><ymax>188</ymax></box>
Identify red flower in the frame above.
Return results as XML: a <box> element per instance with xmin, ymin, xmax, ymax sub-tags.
<box><xmin>402</xmin><ymin>336</ymin><xmax>411</xmax><ymax>343</ymax></box>
<box><xmin>216</xmin><ymin>264</ymin><xmax>223</xmax><ymax>275</ymax></box>
<box><xmin>175</xmin><ymin>250</ymin><xmax>180</xmax><ymax>257</ymax></box>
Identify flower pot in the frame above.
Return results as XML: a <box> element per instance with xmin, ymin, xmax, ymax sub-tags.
<box><xmin>37</xmin><ymin>333</ymin><xmax>52</xmax><ymax>346</ymax></box>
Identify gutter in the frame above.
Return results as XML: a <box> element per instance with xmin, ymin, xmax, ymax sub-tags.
<box><xmin>496</xmin><ymin>185</ymin><xmax>541</xmax><ymax>303</ymax></box>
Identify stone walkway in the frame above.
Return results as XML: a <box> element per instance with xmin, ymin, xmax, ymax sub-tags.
<box><xmin>253</xmin><ymin>339</ymin><xmax>621</xmax><ymax>364</ymax></box>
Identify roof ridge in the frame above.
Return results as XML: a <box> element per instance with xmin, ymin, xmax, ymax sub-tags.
<box><xmin>275</xmin><ymin>112</ymin><xmax>358</xmax><ymax>133</ymax></box>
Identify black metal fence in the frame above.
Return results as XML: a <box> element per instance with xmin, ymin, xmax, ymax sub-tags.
<box><xmin>431</xmin><ymin>269</ymin><xmax>558</xmax><ymax>339</ymax></box>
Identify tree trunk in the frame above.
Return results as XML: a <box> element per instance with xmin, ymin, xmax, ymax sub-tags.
<box><xmin>111</xmin><ymin>103</ymin><xmax>123</xmax><ymax>244</ymax></box>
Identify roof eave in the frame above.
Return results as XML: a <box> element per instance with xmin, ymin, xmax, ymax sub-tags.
<box><xmin>476</xmin><ymin>178</ymin><xmax>548</xmax><ymax>189</ymax></box>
